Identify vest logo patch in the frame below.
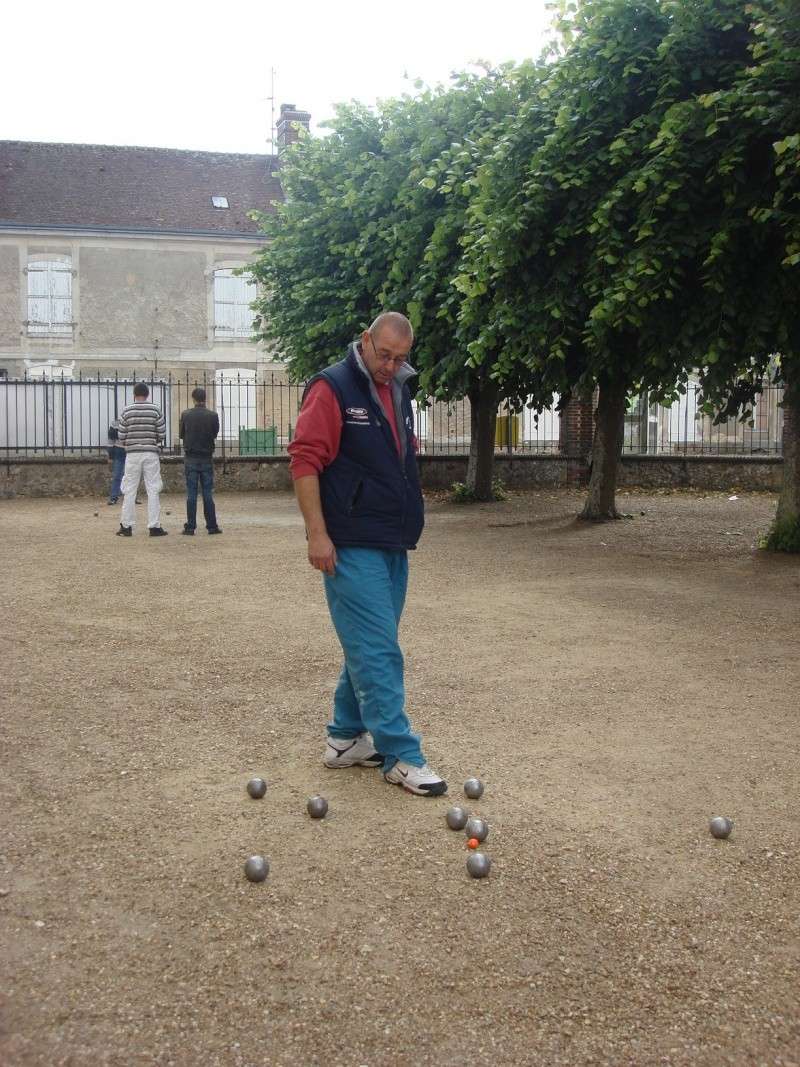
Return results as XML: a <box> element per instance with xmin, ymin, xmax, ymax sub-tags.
<box><xmin>345</xmin><ymin>406</ymin><xmax>370</xmax><ymax>425</ymax></box>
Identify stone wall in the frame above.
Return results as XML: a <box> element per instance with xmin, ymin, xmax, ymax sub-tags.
<box><xmin>79</xmin><ymin>247</ymin><xmax>208</xmax><ymax>350</ymax></box>
<box><xmin>418</xmin><ymin>454</ymin><xmax>569</xmax><ymax>489</ymax></box>
<box><xmin>0</xmin><ymin>455</ymin><xmax>292</xmax><ymax>498</ymax></box>
<box><xmin>0</xmin><ymin>452</ymin><xmax>782</xmax><ymax>499</ymax></box>
<box><xmin>0</xmin><ymin>245</ymin><xmax>20</xmax><ymax>350</ymax></box>
<box><xmin>616</xmin><ymin>454</ymin><xmax>783</xmax><ymax>491</ymax></box>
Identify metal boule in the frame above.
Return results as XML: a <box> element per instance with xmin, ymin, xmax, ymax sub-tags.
<box><xmin>465</xmin><ymin>816</ymin><xmax>489</xmax><ymax>842</ymax></box>
<box><xmin>464</xmin><ymin>777</ymin><xmax>484</xmax><ymax>800</ymax></box>
<box><xmin>307</xmin><ymin>795</ymin><xmax>328</xmax><ymax>819</ymax></box>
<box><xmin>466</xmin><ymin>852</ymin><xmax>492</xmax><ymax>878</ymax></box>
<box><xmin>246</xmin><ymin>777</ymin><xmax>267</xmax><ymax>799</ymax></box>
<box><xmin>244</xmin><ymin>855</ymin><xmax>269</xmax><ymax>882</ymax></box>
<box><xmin>446</xmin><ymin>805</ymin><xmax>469</xmax><ymax>830</ymax></box>
<box><xmin>709</xmin><ymin>816</ymin><xmax>733</xmax><ymax>839</ymax></box>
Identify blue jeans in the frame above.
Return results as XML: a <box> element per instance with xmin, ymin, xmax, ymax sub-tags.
<box><xmin>323</xmin><ymin>547</ymin><xmax>425</xmax><ymax>771</ymax></box>
<box><xmin>109</xmin><ymin>448</ymin><xmax>125</xmax><ymax>501</ymax></box>
<box><xmin>184</xmin><ymin>460</ymin><xmax>218</xmax><ymax>531</ymax></box>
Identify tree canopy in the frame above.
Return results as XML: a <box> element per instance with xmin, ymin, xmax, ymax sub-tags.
<box><xmin>250</xmin><ymin>0</ymin><xmax>800</xmax><ymax>545</ymax></box>
<box><xmin>250</xmin><ymin>68</ymin><xmax>543</xmax><ymax>496</ymax></box>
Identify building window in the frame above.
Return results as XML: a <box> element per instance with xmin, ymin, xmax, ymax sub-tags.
<box><xmin>27</xmin><ymin>257</ymin><xmax>73</xmax><ymax>336</ymax></box>
<box><xmin>213</xmin><ymin>268</ymin><xmax>256</xmax><ymax>339</ymax></box>
<box><xmin>24</xmin><ymin>359</ymin><xmax>75</xmax><ymax>379</ymax></box>
<box><xmin>211</xmin><ymin>196</ymin><xmax>229</xmax><ymax>209</ymax></box>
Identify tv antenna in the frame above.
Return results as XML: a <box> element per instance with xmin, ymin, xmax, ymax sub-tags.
<box><xmin>266</xmin><ymin>68</ymin><xmax>277</xmax><ymax>174</ymax></box>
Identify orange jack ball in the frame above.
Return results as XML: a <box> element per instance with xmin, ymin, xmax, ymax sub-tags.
<box><xmin>467</xmin><ymin>837</ymin><xmax>480</xmax><ymax>850</ymax></box>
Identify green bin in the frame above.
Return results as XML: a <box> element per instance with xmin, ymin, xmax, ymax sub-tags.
<box><xmin>238</xmin><ymin>427</ymin><xmax>278</xmax><ymax>455</ymax></box>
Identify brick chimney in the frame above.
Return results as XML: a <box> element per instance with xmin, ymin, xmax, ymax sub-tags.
<box><xmin>276</xmin><ymin>103</ymin><xmax>311</xmax><ymax>151</ymax></box>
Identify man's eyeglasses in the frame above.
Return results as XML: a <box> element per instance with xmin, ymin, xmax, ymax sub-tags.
<box><xmin>368</xmin><ymin>332</ymin><xmax>410</xmax><ymax>368</ymax></box>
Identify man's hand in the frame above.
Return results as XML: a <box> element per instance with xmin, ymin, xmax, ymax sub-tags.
<box><xmin>294</xmin><ymin>475</ymin><xmax>337</xmax><ymax>575</ymax></box>
<box><xmin>307</xmin><ymin>531</ymin><xmax>337</xmax><ymax>575</ymax></box>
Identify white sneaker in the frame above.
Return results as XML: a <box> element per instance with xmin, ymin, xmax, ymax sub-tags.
<box><xmin>384</xmin><ymin>761</ymin><xmax>447</xmax><ymax>797</ymax></box>
<box><xmin>323</xmin><ymin>733</ymin><xmax>384</xmax><ymax>769</ymax></box>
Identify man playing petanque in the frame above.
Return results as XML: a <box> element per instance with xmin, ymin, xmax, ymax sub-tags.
<box><xmin>288</xmin><ymin>312</ymin><xmax>447</xmax><ymax>796</ymax></box>
<box><xmin>116</xmin><ymin>382</ymin><xmax>168</xmax><ymax>538</ymax></box>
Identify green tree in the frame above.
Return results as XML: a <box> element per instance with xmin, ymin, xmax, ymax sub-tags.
<box><xmin>249</xmin><ymin>102</ymin><xmax>390</xmax><ymax>379</ymax></box>
<box><xmin>250</xmin><ymin>71</ymin><xmax>540</xmax><ymax>499</ymax></box>
<box><xmin>602</xmin><ymin>0</ymin><xmax>799</xmax><ymax>547</ymax></box>
<box><xmin>579</xmin><ymin>0</ymin><xmax>758</xmax><ymax>517</ymax></box>
<box><xmin>458</xmin><ymin>0</ymin><xmax>757</xmax><ymax>519</ymax></box>
<box><xmin>378</xmin><ymin>66</ymin><xmax>543</xmax><ymax>499</ymax></box>
<box><xmin>703</xmin><ymin>0</ymin><xmax>800</xmax><ymax>551</ymax></box>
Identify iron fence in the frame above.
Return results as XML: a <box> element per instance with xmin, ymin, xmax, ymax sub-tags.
<box><xmin>0</xmin><ymin>373</ymin><xmax>784</xmax><ymax>459</ymax></box>
<box><xmin>622</xmin><ymin>385</ymin><xmax>784</xmax><ymax>456</ymax></box>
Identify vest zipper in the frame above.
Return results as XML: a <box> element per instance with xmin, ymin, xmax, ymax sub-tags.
<box><xmin>371</xmin><ymin>392</ymin><xmax>412</xmax><ymax>535</ymax></box>
<box><xmin>348</xmin><ymin>480</ymin><xmax>363</xmax><ymax>514</ymax></box>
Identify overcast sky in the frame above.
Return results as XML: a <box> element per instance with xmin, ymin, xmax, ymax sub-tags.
<box><xmin>3</xmin><ymin>0</ymin><xmax>555</xmax><ymax>153</ymax></box>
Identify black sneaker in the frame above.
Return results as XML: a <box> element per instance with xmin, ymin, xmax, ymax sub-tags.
<box><xmin>207</xmin><ymin>527</ymin><xmax>223</xmax><ymax>535</ymax></box>
<box><xmin>107</xmin><ymin>497</ymin><xmax>118</xmax><ymax>505</ymax></box>
<box><xmin>182</xmin><ymin>525</ymin><xmax>195</xmax><ymax>536</ymax></box>
<box><xmin>149</xmin><ymin>527</ymin><xmax>168</xmax><ymax>537</ymax></box>
<box><xmin>116</xmin><ymin>524</ymin><xmax>132</xmax><ymax>537</ymax></box>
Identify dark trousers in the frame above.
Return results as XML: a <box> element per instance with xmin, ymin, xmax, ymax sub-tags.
<box><xmin>184</xmin><ymin>459</ymin><xmax>218</xmax><ymax>531</ymax></box>
<box><xmin>109</xmin><ymin>447</ymin><xmax>126</xmax><ymax>500</ymax></box>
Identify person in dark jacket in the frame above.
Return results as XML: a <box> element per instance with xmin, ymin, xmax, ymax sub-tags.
<box><xmin>287</xmin><ymin>312</ymin><xmax>446</xmax><ymax>797</ymax></box>
<box><xmin>179</xmin><ymin>387</ymin><xmax>221</xmax><ymax>535</ymax></box>
<box><xmin>106</xmin><ymin>418</ymin><xmax>126</xmax><ymax>504</ymax></box>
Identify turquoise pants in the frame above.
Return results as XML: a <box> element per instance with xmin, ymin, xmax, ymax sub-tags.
<box><xmin>323</xmin><ymin>547</ymin><xmax>425</xmax><ymax>770</ymax></box>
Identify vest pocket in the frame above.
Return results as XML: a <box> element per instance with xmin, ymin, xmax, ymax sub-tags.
<box><xmin>351</xmin><ymin>475</ymin><xmax>403</xmax><ymax>518</ymax></box>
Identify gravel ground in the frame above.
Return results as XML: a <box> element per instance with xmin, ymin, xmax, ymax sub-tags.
<box><xmin>1</xmin><ymin>487</ymin><xmax>799</xmax><ymax>1067</ymax></box>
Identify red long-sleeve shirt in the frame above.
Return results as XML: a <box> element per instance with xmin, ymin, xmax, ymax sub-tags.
<box><xmin>289</xmin><ymin>378</ymin><xmax>410</xmax><ymax>479</ymax></box>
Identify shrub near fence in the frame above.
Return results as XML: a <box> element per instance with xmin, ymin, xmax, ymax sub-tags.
<box><xmin>0</xmin><ymin>373</ymin><xmax>784</xmax><ymax>459</ymax></box>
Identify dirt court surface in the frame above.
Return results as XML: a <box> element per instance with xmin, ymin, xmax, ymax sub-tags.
<box><xmin>1</xmin><ymin>487</ymin><xmax>799</xmax><ymax>1067</ymax></box>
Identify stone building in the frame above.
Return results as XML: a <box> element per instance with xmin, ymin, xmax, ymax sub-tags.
<box><xmin>0</xmin><ymin>106</ymin><xmax>312</xmax><ymax>450</ymax></box>
<box><xmin>0</xmin><ymin>104</ymin><xmax>311</xmax><ymax>383</ymax></box>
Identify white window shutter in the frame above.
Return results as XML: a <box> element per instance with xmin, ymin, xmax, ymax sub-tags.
<box><xmin>27</xmin><ymin>266</ymin><xmax>48</xmax><ymax>297</ymax></box>
<box><xmin>214</xmin><ymin>268</ymin><xmax>254</xmax><ymax>337</ymax></box>
<box><xmin>27</xmin><ymin>259</ymin><xmax>72</xmax><ymax>333</ymax></box>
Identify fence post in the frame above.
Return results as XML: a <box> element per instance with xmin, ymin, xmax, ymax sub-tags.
<box><xmin>559</xmin><ymin>392</ymin><xmax>595</xmax><ymax>484</ymax></box>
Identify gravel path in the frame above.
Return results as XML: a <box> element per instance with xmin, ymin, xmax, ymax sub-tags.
<box><xmin>1</xmin><ymin>488</ymin><xmax>799</xmax><ymax>1067</ymax></box>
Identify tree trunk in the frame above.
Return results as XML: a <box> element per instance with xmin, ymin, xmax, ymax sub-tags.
<box><xmin>579</xmin><ymin>378</ymin><xmax>627</xmax><ymax>521</ymax></box>
<box><xmin>466</xmin><ymin>378</ymin><xmax>500</xmax><ymax>501</ymax></box>
<box><xmin>770</xmin><ymin>370</ymin><xmax>800</xmax><ymax>550</ymax></box>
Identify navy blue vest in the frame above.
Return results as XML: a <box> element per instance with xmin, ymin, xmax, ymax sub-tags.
<box><xmin>305</xmin><ymin>346</ymin><xmax>424</xmax><ymax>551</ymax></box>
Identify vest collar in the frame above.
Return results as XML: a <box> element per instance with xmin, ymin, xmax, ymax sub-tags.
<box><xmin>348</xmin><ymin>342</ymin><xmax>415</xmax><ymax>458</ymax></box>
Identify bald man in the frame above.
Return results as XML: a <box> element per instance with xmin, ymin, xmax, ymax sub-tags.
<box><xmin>288</xmin><ymin>313</ymin><xmax>447</xmax><ymax>796</ymax></box>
